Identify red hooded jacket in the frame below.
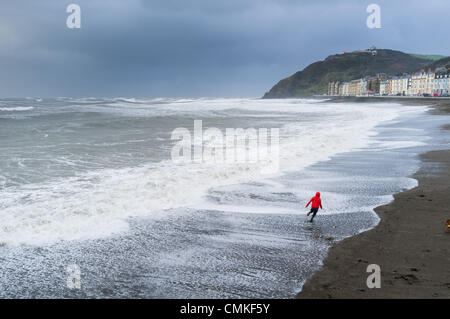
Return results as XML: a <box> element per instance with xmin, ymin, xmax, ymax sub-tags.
<box><xmin>306</xmin><ymin>192</ymin><xmax>322</xmax><ymax>209</ymax></box>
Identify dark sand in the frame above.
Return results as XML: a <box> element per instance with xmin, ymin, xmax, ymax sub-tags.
<box><xmin>297</xmin><ymin>98</ymin><xmax>450</xmax><ymax>299</ymax></box>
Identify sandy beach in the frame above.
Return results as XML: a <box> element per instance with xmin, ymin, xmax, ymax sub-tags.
<box><xmin>298</xmin><ymin>98</ymin><xmax>450</xmax><ymax>299</ymax></box>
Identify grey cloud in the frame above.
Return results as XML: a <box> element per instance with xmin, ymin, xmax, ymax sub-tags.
<box><xmin>0</xmin><ymin>0</ymin><xmax>448</xmax><ymax>97</ymax></box>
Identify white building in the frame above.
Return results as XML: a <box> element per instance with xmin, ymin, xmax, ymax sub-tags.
<box><xmin>434</xmin><ymin>69</ymin><xmax>450</xmax><ymax>96</ymax></box>
<box><xmin>380</xmin><ymin>80</ymin><xmax>390</xmax><ymax>95</ymax></box>
<box><xmin>411</xmin><ymin>68</ymin><xmax>436</xmax><ymax>96</ymax></box>
<box><xmin>389</xmin><ymin>75</ymin><xmax>410</xmax><ymax>96</ymax></box>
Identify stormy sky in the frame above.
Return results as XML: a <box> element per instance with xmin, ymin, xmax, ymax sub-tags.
<box><xmin>0</xmin><ymin>0</ymin><xmax>448</xmax><ymax>97</ymax></box>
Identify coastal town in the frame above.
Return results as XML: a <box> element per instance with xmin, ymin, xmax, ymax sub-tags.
<box><xmin>328</xmin><ymin>55</ymin><xmax>450</xmax><ymax>97</ymax></box>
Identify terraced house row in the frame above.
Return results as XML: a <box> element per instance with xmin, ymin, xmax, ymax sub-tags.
<box><xmin>328</xmin><ymin>67</ymin><xmax>450</xmax><ymax>97</ymax></box>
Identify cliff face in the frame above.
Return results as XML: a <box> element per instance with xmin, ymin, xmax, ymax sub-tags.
<box><xmin>263</xmin><ymin>49</ymin><xmax>439</xmax><ymax>98</ymax></box>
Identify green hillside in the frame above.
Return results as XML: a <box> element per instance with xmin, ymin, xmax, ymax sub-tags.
<box><xmin>409</xmin><ymin>54</ymin><xmax>445</xmax><ymax>61</ymax></box>
<box><xmin>263</xmin><ymin>49</ymin><xmax>437</xmax><ymax>98</ymax></box>
<box><xmin>430</xmin><ymin>56</ymin><xmax>450</xmax><ymax>68</ymax></box>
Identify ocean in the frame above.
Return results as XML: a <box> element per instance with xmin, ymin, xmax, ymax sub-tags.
<box><xmin>0</xmin><ymin>97</ymin><xmax>448</xmax><ymax>298</ymax></box>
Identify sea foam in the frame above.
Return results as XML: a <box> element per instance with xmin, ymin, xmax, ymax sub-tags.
<box><xmin>0</xmin><ymin>99</ymin><xmax>425</xmax><ymax>246</ymax></box>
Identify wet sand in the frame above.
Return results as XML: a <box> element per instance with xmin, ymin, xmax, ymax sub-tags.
<box><xmin>297</xmin><ymin>98</ymin><xmax>450</xmax><ymax>299</ymax></box>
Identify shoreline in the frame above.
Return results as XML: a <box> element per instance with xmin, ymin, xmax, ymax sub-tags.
<box><xmin>296</xmin><ymin>99</ymin><xmax>450</xmax><ymax>299</ymax></box>
<box><xmin>320</xmin><ymin>95</ymin><xmax>450</xmax><ymax>107</ymax></box>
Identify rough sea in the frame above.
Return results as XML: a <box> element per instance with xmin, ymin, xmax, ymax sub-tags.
<box><xmin>0</xmin><ymin>97</ymin><xmax>448</xmax><ymax>298</ymax></box>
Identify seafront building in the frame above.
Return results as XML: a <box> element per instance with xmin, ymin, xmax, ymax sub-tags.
<box><xmin>380</xmin><ymin>80</ymin><xmax>391</xmax><ymax>95</ymax></box>
<box><xmin>410</xmin><ymin>68</ymin><xmax>437</xmax><ymax>96</ymax></box>
<box><xmin>328</xmin><ymin>66</ymin><xmax>449</xmax><ymax>97</ymax></box>
<box><xmin>339</xmin><ymin>82</ymin><xmax>350</xmax><ymax>96</ymax></box>
<box><xmin>327</xmin><ymin>81</ymin><xmax>340</xmax><ymax>95</ymax></box>
<box><xmin>366</xmin><ymin>75</ymin><xmax>385</xmax><ymax>93</ymax></box>
<box><xmin>348</xmin><ymin>79</ymin><xmax>363</xmax><ymax>96</ymax></box>
<box><xmin>434</xmin><ymin>69</ymin><xmax>449</xmax><ymax>96</ymax></box>
<box><xmin>390</xmin><ymin>75</ymin><xmax>411</xmax><ymax>96</ymax></box>
<box><xmin>339</xmin><ymin>82</ymin><xmax>347</xmax><ymax>96</ymax></box>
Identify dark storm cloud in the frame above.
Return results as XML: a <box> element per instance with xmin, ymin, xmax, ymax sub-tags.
<box><xmin>0</xmin><ymin>0</ymin><xmax>448</xmax><ymax>97</ymax></box>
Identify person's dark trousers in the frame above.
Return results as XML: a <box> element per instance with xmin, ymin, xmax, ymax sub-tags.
<box><xmin>309</xmin><ymin>208</ymin><xmax>319</xmax><ymax>222</ymax></box>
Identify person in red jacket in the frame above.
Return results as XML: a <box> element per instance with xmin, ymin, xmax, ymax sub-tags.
<box><xmin>306</xmin><ymin>192</ymin><xmax>322</xmax><ymax>222</ymax></box>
